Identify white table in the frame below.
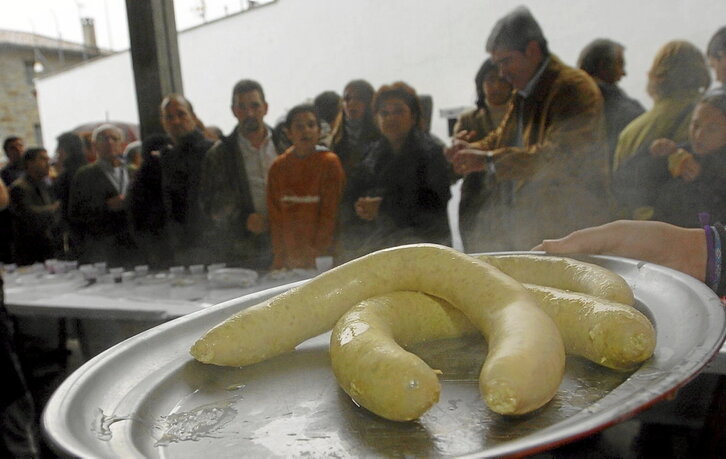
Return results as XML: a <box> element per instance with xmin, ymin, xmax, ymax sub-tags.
<box><xmin>3</xmin><ymin>269</ymin><xmax>315</xmax><ymax>358</ymax></box>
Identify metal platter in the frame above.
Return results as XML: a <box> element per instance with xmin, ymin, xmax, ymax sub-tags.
<box><xmin>42</xmin><ymin>254</ymin><xmax>726</xmax><ymax>458</ymax></box>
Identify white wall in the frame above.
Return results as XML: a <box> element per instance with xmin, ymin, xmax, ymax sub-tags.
<box><xmin>37</xmin><ymin>0</ymin><xmax>726</xmax><ymax>149</ymax></box>
<box><xmin>37</xmin><ymin>51</ymin><xmax>138</xmax><ymax>144</ymax></box>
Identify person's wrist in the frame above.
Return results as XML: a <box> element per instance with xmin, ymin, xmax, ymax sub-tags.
<box><xmin>682</xmin><ymin>227</ymin><xmax>708</xmax><ymax>283</ymax></box>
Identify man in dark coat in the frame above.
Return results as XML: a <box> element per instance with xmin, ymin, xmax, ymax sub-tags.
<box><xmin>8</xmin><ymin>148</ymin><xmax>61</xmax><ymax>265</ymax></box>
<box><xmin>199</xmin><ymin>79</ymin><xmax>284</xmax><ymax>270</ymax></box>
<box><xmin>68</xmin><ymin>124</ymin><xmax>137</xmax><ymax>267</ymax></box>
<box><xmin>578</xmin><ymin>38</ymin><xmax>646</xmax><ymax>160</ymax></box>
<box><xmin>0</xmin><ymin>136</ymin><xmax>24</xmax><ymax>263</ymax></box>
<box><xmin>159</xmin><ymin>94</ymin><xmax>214</xmax><ymax>265</ymax></box>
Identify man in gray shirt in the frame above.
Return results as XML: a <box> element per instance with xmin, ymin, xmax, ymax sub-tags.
<box><xmin>199</xmin><ymin>79</ymin><xmax>284</xmax><ymax>270</ymax></box>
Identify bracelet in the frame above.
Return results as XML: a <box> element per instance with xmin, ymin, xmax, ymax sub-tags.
<box><xmin>711</xmin><ymin>226</ymin><xmax>722</xmax><ymax>292</ymax></box>
<box><xmin>699</xmin><ymin>213</ymin><xmax>717</xmax><ymax>288</ymax></box>
<box><xmin>714</xmin><ymin>224</ymin><xmax>726</xmax><ymax>297</ymax></box>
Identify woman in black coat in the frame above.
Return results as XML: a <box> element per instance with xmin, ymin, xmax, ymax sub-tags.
<box><xmin>343</xmin><ymin>82</ymin><xmax>451</xmax><ymax>260</ymax></box>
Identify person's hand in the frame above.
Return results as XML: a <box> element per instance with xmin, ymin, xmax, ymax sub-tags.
<box><xmin>454</xmin><ymin>130</ymin><xmax>477</xmax><ymax>142</ymax></box>
<box><xmin>106</xmin><ymin>194</ymin><xmax>125</xmax><ymax>211</ymax></box>
<box><xmin>650</xmin><ymin>138</ymin><xmax>677</xmax><ymax>157</ymax></box>
<box><xmin>211</xmin><ymin>204</ymin><xmax>234</xmax><ymax>223</ymax></box>
<box><xmin>452</xmin><ymin>149</ymin><xmax>489</xmax><ymax>176</ymax></box>
<box><xmin>532</xmin><ymin>220</ymin><xmax>707</xmax><ymax>282</ymax></box>
<box><xmin>246</xmin><ymin>212</ymin><xmax>268</xmax><ymax>234</ymax></box>
<box><xmin>355</xmin><ymin>196</ymin><xmax>382</xmax><ymax>221</ymax></box>
<box><xmin>676</xmin><ymin>155</ymin><xmax>702</xmax><ymax>183</ymax></box>
<box><xmin>444</xmin><ymin>138</ymin><xmax>470</xmax><ymax>163</ymax></box>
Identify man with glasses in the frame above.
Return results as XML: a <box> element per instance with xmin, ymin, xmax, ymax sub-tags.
<box><xmin>68</xmin><ymin>124</ymin><xmax>137</xmax><ymax>266</ymax></box>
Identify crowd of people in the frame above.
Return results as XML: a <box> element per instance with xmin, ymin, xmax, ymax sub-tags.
<box><xmin>1</xmin><ymin>5</ymin><xmax>725</xmax><ymax>456</ymax></box>
<box><xmin>0</xmin><ymin>7</ymin><xmax>722</xmax><ymax>279</ymax></box>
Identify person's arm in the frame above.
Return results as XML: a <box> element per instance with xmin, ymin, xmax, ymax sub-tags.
<box><xmin>9</xmin><ymin>183</ymin><xmax>59</xmax><ymax>227</ymax></box>
<box><xmin>266</xmin><ymin>163</ymin><xmax>285</xmax><ymax>270</ymax></box>
<box><xmin>533</xmin><ymin>220</ymin><xmax>707</xmax><ymax>283</ymax></box>
<box><xmin>0</xmin><ymin>179</ymin><xmax>8</xmax><ymax>210</ymax></box>
<box><xmin>489</xmin><ymin>79</ymin><xmax>604</xmax><ymax>181</ymax></box>
<box><xmin>314</xmin><ymin>155</ymin><xmax>346</xmax><ymax>255</ymax></box>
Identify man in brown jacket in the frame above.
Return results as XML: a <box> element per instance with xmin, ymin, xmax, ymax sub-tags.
<box><xmin>449</xmin><ymin>6</ymin><xmax>612</xmax><ymax>249</ymax></box>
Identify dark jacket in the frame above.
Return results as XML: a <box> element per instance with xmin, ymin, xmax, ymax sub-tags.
<box><xmin>620</xmin><ymin>143</ymin><xmax>726</xmax><ymax>227</ymax></box>
<box><xmin>9</xmin><ymin>176</ymin><xmax>60</xmax><ymax>265</ymax></box>
<box><xmin>68</xmin><ymin>162</ymin><xmax>136</xmax><ymax>266</ymax></box>
<box><xmin>598</xmin><ymin>81</ymin><xmax>645</xmax><ymax>159</ymax></box>
<box><xmin>198</xmin><ymin>126</ymin><xmax>283</xmax><ymax>269</ymax></box>
<box><xmin>344</xmin><ymin>129</ymin><xmax>451</xmax><ymax>256</ymax></box>
<box><xmin>160</xmin><ymin>129</ymin><xmax>213</xmax><ymax>249</ymax></box>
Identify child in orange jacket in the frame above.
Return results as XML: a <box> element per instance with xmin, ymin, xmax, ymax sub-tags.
<box><xmin>267</xmin><ymin>104</ymin><xmax>345</xmax><ymax>270</ymax></box>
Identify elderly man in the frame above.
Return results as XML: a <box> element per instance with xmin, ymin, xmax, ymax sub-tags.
<box><xmin>159</xmin><ymin>93</ymin><xmax>214</xmax><ymax>264</ymax></box>
<box><xmin>199</xmin><ymin>79</ymin><xmax>285</xmax><ymax>269</ymax></box>
<box><xmin>68</xmin><ymin>124</ymin><xmax>136</xmax><ymax>267</ymax></box>
<box><xmin>449</xmin><ymin>6</ymin><xmax>611</xmax><ymax>249</ymax></box>
<box><xmin>578</xmin><ymin>39</ymin><xmax>645</xmax><ymax>158</ymax></box>
<box><xmin>8</xmin><ymin>148</ymin><xmax>61</xmax><ymax>265</ymax></box>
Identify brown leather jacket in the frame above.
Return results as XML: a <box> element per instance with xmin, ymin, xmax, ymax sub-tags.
<box><xmin>472</xmin><ymin>55</ymin><xmax>612</xmax><ymax>248</ymax></box>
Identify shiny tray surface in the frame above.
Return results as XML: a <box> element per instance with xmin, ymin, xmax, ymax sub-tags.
<box><xmin>42</xmin><ymin>254</ymin><xmax>726</xmax><ymax>457</ymax></box>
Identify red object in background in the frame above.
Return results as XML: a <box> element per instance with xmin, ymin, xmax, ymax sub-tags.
<box><xmin>71</xmin><ymin>121</ymin><xmax>140</xmax><ymax>143</ymax></box>
<box><xmin>71</xmin><ymin>121</ymin><xmax>140</xmax><ymax>163</ymax></box>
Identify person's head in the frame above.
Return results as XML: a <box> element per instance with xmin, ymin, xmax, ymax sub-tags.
<box><xmin>231</xmin><ymin>79</ymin><xmax>268</xmax><ymax>136</ymax></box>
<box><xmin>22</xmin><ymin>147</ymin><xmax>50</xmax><ymax>180</ymax></box>
<box><xmin>56</xmin><ymin>131</ymin><xmax>85</xmax><ymax>170</ymax></box>
<box><xmin>123</xmin><ymin>140</ymin><xmax>142</xmax><ymax>169</ymax></box>
<box><xmin>707</xmin><ymin>26</ymin><xmax>726</xmax><ymax>85</ymax></box>
<box><xmin>3</xmin><ymin>136</ymin><xmax>24</xmax><ymax>164</ymax></box>
<box><xmin>373</xmin><ymin>82</ymin><xmax>422</xmax><ymax>146</ymax></box>
<box><xmin>92</xmin><ymin>124</ymin><xmax>125</xmax><ymax>165</ymax></box>
<box><xmin>646</xmin><ymin>40</ymin><xmax>711</xmax><ymax>100</ymax></box>
<box><xmin>313</xmin><ymin>91</ymin><xmax>341</xmax><ymax>126</ymax></box>
<box><xmin>578</xmin><ymin>38</ymin><xmax>626</xmax><ymax>84</ymax></box>
<box><xmin>486</xmin><ymin>6</ymin><xmax>549</xmax><ymax>91</ymax></box>
<box><xmin>160</xmin><ymin>94</ymin><xmax>199</xmax><ymax>142</ymax></box>
<box><xmin>475</xmin><ymin>58</ymin><xmax>512</xmax><ymax>109</ymax></box>
<box><xmin>284</xmin><ymin>104</ymin><xmax>321</xmax><ymax>154</ymax></box>
<box><xmin>690</xmin><ymin>93</ymin><xmax>726</xmax><ymax>156</ymax></box>
<box><xmin>342</xmin><ymin>80</ymin><xmax>376</xmax><ymax>122</ymax></box>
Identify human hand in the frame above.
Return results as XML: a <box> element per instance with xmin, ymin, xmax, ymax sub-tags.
<box><xmin>246</xmin><ymin>212</ymin><xmax>268</xmax><ymax>234</ymax></box>
<box><xmin>106</xmin><ymin>194</ymin><xmax>125</xmax><ymax>211</ymax></box>
<box><xmin>211</xmin><ymin>204</ymin><xmax>234</xmax><ymax>223</ymax></box>
<box><xmin>676</xmin><ymin>156</ymin><xmax>702</xmax><ymax>182</ymax></box>
<box><xmin>650</xmin><ymin>138</ymin><xmax>677</xmax><ymax>157</ymax></box>
<box><xmin>454</xmin><ymin>130</ymin><xmax>476</xmax><ymax>142</ymax></box>
<box><xmin>452</xmin><ymin>149</ymin><xmax>489</xmax><ymax>175</ymax></box>
<box><xmin>444</xmin><ymin>138</ymin><xmax>470</xmax><ymax>163</ymax></box>
<box><xmin>355</xmin><ymin>196</ymin><xmax>382</xmax><ymax>221</ymax></box>
<box><xmin>532</xmin><ymin>220</ymin><xmax>706</xmax><ymax>282</ymax></box>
